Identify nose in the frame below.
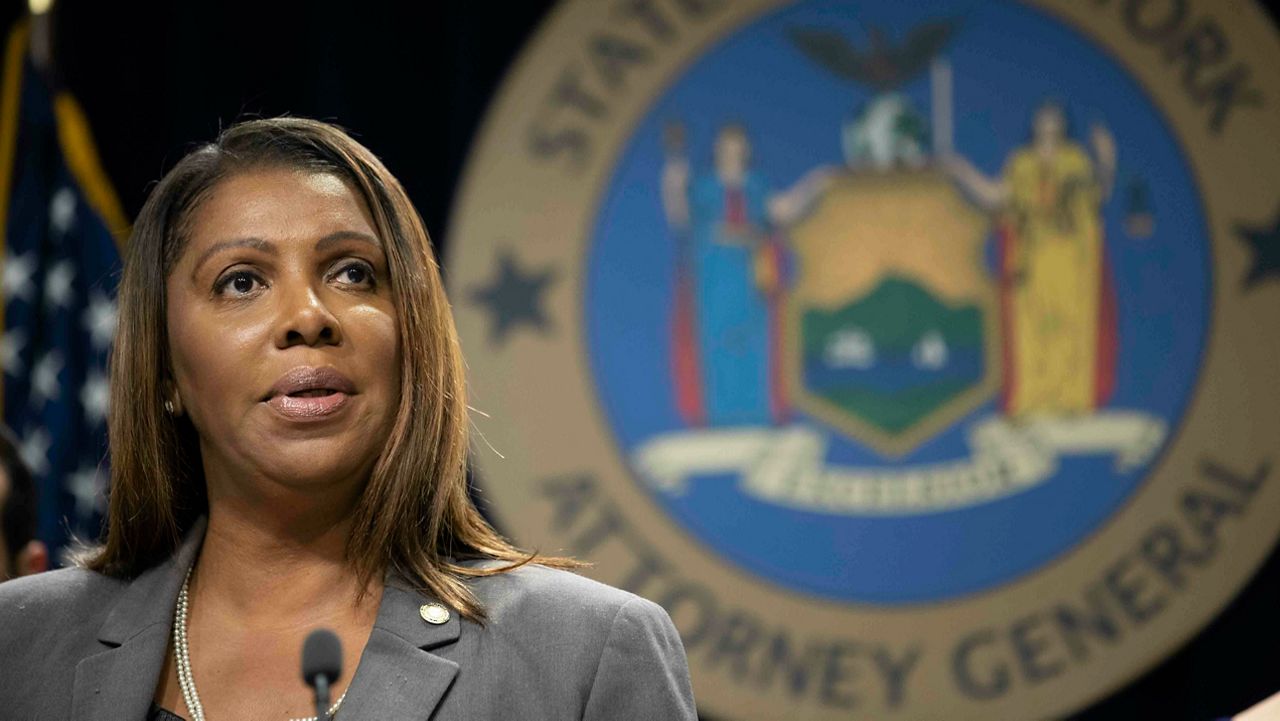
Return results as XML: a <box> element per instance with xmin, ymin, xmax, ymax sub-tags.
<box><xmin>274</xmin><ymin>280</ymin><xmax>343</xmax><ymax>350</ymax></box>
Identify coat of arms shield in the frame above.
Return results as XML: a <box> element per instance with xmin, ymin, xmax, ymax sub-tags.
<box><xmin>784</xmin><ymin>170</ymin><xmax>999</xmax><ymax>455</ymax></box>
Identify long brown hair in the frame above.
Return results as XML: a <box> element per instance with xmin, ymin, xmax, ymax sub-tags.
<box><xmin>87</xmin><ymin>117</ymin><xmax>575</xmax><ymax>620</ymax></box>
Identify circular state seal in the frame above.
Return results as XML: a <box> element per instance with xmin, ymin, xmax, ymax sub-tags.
<box><xmin>448</xmin><ymin>1</ymin><xmax>1280</xmax><ymax>719</ymax></box>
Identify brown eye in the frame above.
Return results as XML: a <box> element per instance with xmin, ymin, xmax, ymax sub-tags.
<box><xmin>215</xmin><ymin>270</ymin><xmax>265</xmax><ymax>297</ymax></box>
<box><xmin>333</xmin><ymin>261</ymin><xmax>375</xmax><ymax>288</ymax></box>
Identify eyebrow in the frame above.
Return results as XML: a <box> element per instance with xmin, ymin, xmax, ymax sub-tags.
<box><xmin>190</xmin><ymin>230</ymin><xmax>382</xmax><ymax>279</ymax></box>
<box><xmin>314</xmin><ymin>230</ymin><xmax>381</xmax><ymax>253</ymax></box>
<box><xmin>190</xmin><ymin>237</ymin><xmax>275</xmax><ymax>279</ymax></box>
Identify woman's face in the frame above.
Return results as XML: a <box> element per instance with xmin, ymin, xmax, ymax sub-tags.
<box><xmin>714</xmin><ymin>130</ymin><xmax>750</xmax><ymax>179</ymax></box>
<box><xmin>166</xmin><ymin>168</ymin><xmax>401</xmax><ymax>497</ymax></box>
<box><xmin>1033</xmin><ymin>106</ymin><xmax>1066</xmax><ymax>146</ymax></box>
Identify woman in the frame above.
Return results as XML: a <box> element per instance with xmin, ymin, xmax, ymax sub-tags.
<box><xmin>942</xmin><ymin>101</ymin><xmax>1118</xmax><ymax>418</ymax></box>
<box><xmin>0</xmin><ymin>118</ymin><xmax>696</xmax><ymax>720</ymax></box>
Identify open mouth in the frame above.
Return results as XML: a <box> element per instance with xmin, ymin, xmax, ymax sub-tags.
<box><xmin>287</xmin><ymin>389</ymin><xmax>339</xmax><ymax>398</ymax></box>
<box><xmin>265</xmin><ymin>367</ymin><xmax>357</xmax><ymax>420</ymax></box>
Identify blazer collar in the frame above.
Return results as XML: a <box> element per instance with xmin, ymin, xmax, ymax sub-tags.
<box><xmin>99</xmin><ymin>516</ymin><xmax>207</xmax><ymax>645</ymax></box>
<box><xmin>75</xmin><ymin>517</ymin><xmax>463</xmax><ymax>720</ymax></box>
<box><xmin>73</xmin><ymin>516</ymin><xmax>207</xmax><ymax>721</ymax></box>
<box><xmin>334</xmin><ymin>572</ymin><xmax>462</xmax><ymax>719</ymax></box>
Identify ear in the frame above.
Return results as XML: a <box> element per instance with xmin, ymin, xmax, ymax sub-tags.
<box><xmin>15</xmin><ymin>539</ymin><xmax>48</xmax><ymax>576</ymax></box>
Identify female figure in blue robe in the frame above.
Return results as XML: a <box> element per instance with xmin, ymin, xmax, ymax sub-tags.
<box><xmin>662</xmin><ymin>123</ymin><xmax>833</xmax><ymax>428</ymax></box>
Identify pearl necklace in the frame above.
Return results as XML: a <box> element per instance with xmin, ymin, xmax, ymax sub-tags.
<box><xmin>174</xmin><ymin>566</ymin><xmax>348</xmax><ymax>721</ymax></box>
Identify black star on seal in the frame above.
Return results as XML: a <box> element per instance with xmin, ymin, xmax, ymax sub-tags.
<box><xmin>469</xmin><ymin>250</ymin><xmax>557</xmax><ymax>346</ymax></box>
<box><xmin>1238</xmin><ymin>208</ymin><xmax>1280</xmax><ymax>290</ymax></box>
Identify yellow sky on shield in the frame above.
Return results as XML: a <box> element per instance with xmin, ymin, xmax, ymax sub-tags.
<box><xmin>789</xmin><ymin>170</ymin><xmax>991</xmax><ymax>308</ymax></box>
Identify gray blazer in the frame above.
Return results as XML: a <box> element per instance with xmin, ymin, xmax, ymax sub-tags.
<box><xmin>0</xmin><ymin>520</ymin><xmax>696</xmax><ymax>720</ymax></box>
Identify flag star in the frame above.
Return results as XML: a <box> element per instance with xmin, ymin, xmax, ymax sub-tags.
<box><xmin>81</xmin><ymin>367</ymin><xmax>110</xmax><ymax>424</ymax></box>
<box><xmin>30</xmin><ymin>350</ymin><xmax>64</xmax><ymax>406</ymax></box>
<box><xmin>18</xmin><ymin>427</ymin><xmax>51</xmax><ymax>476</ymax></box>
<box><xmin>68</xmin><ymin>465</ymin><xmax>107</xmax><ymax>520</ymax></box>
<box><xmin>44</xmin><ymin>259</ymin><xmax>76</xmax><ymax>308</ymax></box>
<box><xmin>83</xmin><ymin>290</ymin><xmax>118</xmax><ymax>350</ymax></box>
<box><xmin>2</xmin><ymin>250</ymin><xmax>36</xmax><ymax>303</ymax></box>
<box><xmin>49</xmin><ymin>187</ymin><xmax>78</xmax><ymax>235</ymax></box>
<box><xmin>0</xmin><ymin>327</ymin><xmax>26</xmax><ymax>376</ymax></box>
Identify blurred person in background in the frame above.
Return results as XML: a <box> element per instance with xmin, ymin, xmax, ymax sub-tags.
<box><xmin>0</xmin><ymin>427</ymin><xmax>48</xmax><ymax>580</ymax></box>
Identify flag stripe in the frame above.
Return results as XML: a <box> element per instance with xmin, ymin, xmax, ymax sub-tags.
<box><xmin>52</xmin><ymin>94</ymin><xmax>129</xmax><ymax>248</ymax></box>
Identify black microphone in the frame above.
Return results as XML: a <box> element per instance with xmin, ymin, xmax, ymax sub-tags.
<box><xmin>302</xmin><ymin>629</ymin><xmax>343</xmax><ymax>721</ymax></box>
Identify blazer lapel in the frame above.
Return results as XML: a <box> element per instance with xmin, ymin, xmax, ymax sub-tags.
<box><xmin>336</xmin><ymin>580</ymin><xmax>462</xmax><ymax>720</ymax></box>
<box><xmin>71</xmin><ymin>518</ymin><xmax>206</xmax><ymax>721</ymax></box>
<box><xmin>69</xmin><ymin>521</ymin><xmax>460</xmax><ymax>720</ymax></box>
<box><xmin>71</xmin><ymin>624</ymin><xmax>172</xmax><ymax>720</ymax></box>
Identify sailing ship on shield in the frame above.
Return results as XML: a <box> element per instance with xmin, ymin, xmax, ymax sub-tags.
<box><xmin>639</xmin><ymin>21</ymin><xmax>1167</xmax><ymax>515</ymax></box>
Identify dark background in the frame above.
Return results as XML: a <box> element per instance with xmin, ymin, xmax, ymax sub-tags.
<box><xmin>4</xmin><ymin>1</ymin><xmax>1278</xmax><ymax>718</ymax></box>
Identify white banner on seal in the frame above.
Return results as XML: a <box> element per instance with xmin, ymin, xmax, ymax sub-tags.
<box><xmin>633</xmin><ymin>411</ymin><xmax>1167</xmax><ymax>515</ymax></box>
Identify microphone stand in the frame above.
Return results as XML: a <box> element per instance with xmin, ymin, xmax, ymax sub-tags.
<box><xmin>312</xmin><ymin>673</ymin><xmax>331</xmax><ymax>721</ymax></box>
<box><xmin>301</xmin><ymin>629</ymin><xmax>343</xmax><ymax>721</ymax></box>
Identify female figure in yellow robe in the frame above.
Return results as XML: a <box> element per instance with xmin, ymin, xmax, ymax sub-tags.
<box><xmin>943</xmin><ymin>102</ymin><xmax>1118</xmax><ymax>418</ymax></box>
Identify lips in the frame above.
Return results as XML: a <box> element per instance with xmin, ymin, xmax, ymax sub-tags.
<box><xmin>264</xmin><ymin>366</ymin><xmax>356</xmax><ymax>420</ymax></box>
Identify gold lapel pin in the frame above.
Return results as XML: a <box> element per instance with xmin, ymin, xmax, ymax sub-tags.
<box><xmin>419</xmin><ymin>602</ymin><xmax>450</xmax><ymax>625</ymax></box>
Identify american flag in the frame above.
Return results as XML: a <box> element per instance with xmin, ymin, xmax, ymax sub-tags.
<box><xmin>1</xmin><ymin>19</ymin><xmax>125</xmax><ymax>560</ymax></box>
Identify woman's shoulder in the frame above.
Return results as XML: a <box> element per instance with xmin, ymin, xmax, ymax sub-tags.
<box><xmin>462</xmin><ymin>561</ymin><xmax>674</xmax><ymax>636</ymax></box>
<box><xmin>0</xmin><ymin>566</ymin><xmax>127</xmax><ymax>638</ymax></box>
<box><xmin>457</xmin><ymin>561</ymin><xmax>697</xmax><ymax>718</ymax></box>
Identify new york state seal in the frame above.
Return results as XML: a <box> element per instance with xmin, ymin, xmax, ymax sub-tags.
<box><xmin>448</xmin><ymin>1</ymin><xmax>1280</xmax><ymax>718</ymax></box>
